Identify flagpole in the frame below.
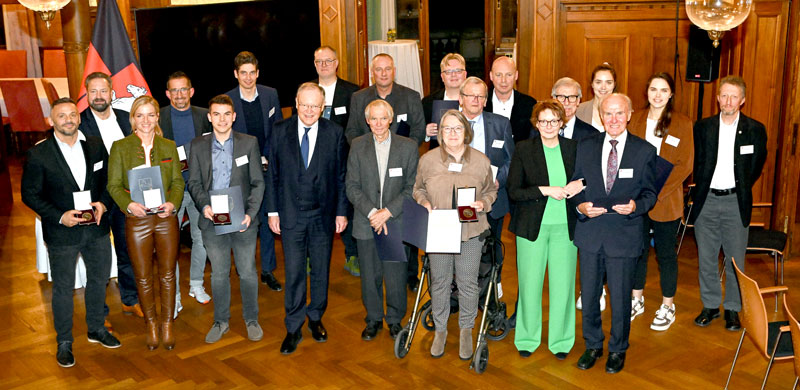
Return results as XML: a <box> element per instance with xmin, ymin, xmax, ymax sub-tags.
<box><xmin>60</xmin><ymin>0</ymin><xmax>91</xmax><ymax>100</ymax></box>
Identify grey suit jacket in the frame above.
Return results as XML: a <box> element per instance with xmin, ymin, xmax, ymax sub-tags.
<box><xmin>345</xmin><ymin>83</ymin><xmax>425</xmax><ymax>146</ymax></box>
<box><xmin>345</xmin><ymin>132</ymin><xmax>419</xmax><ymax>240</ymax></box>
<box><xmin>186</xmin><ymin>131</ymin><xmax>265</xmax><ymax>232</ymax></box>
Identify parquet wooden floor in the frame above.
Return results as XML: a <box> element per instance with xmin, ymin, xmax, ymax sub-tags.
<box><xmin>1</xmin><ymin>157</ymin><xmax>799</xmax><ymax>389</ymax></box>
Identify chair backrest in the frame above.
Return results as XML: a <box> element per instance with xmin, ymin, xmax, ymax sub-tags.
<box><xmin>783</xmin><ymin>294</ymin><xmax>800</xmax><ymax>379</ymax></box>
<box><xmin>42</xmin><ymin>50</ymin><xmax>67</xmax><ymax>78</ymax></box>
<box><xmin>40</xmin><ymin>78</ymin><xmax>60</xmax><ymax>105</ymax></box>
<box><xmin>0</xmin><ymin>80</ymin><xmax>50</xmax><ymax>132</ymax></box>
<box><xmin>0</xmin><ymin>50</ymin><xmax>27</xmax><ymax>78</ymax></box>
<box><xmin>732</xmin><ymin>258</ymin><xmax>771</xmax><ymax>358</ymax></box>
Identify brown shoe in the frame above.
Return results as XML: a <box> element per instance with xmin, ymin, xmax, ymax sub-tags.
<box><xmin>146</xmin><ymin>320</ymin><xmax>159</xmax><ymax>350</ymax></box>
<box><xmin>122</xmin><ymin>303</ymin><xmax>144</xmax><ymax>318</ymax></box>
<box><xmin>161</xmin><ymin>321</ymin><xmax>174</xmax><ymax>350</ymax></box>
<box><xmin>104</xmin><ymin>319</ymin><xmax>114</xmax><ymax>334</ymax></box>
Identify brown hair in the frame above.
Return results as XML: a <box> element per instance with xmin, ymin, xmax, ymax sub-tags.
<box><xmin>208</xmin><ymin>94</ymin><xmax>234</xmax><ymax>109</ymax></box>
<box><xmin>234</xmin><ymin>51</ymin><xmax>259</xmax><ymax>71</ymax></box>
<box><xmin>129</xmin><ymin>96</ymin><xmax>163</xmax><ymax>137</ymax></box>
<box><xmin>645</xmin><ymin>72</ymin><xmax>675</xmax><ymax>137</ymax></box>
<box><xmin>84</xmin><ymin>72</ymin><xmax>112</xmax><ymax>89</ymax></box>
<box><xmin>166</xmin><ymin>71</ymin><xmax>192</xmax><ymax>89</ymax></box>
<box><xmin>531</xmin><ymin>99</ymin><xmax>566</xmax><ymax>129</ymax></box>
<box><xmin>590</xmin><ymin>62</ymin><xmax>617</xmax><ymax>95</ymax></box>
<box><xmin>437</xmin><ymin>109</ymin><xmax>474</xmax><ymax>146</ymax></box>
<box><xmin>718</xmin><ymin>75</ymin><xmax>746</xmax><ymax>97</ymax></box>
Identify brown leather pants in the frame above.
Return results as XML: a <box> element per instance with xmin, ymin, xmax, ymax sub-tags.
<box><xmin>126</xmin><ymin>214</ymin><xmax>179</xmax><ymax>350</ymax></box>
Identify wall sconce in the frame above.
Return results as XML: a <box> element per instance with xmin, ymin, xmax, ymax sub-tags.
<box><xmin>685</xmin><ymin>0</ymin><xmax>752</xmax><ymax>47</ymax></box>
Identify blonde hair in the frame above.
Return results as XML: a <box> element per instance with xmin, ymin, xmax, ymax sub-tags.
<box><xmin>439</xmin><ymin>53</ymin><xmax>466</xmax><ymax>72</ymax></box>
<box><xmin>129</xmin><ymin>95</ymin><xmax>163</xmax><ymax>137</ymax></box>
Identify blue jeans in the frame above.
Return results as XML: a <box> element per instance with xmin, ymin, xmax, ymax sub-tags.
<box><xmin>177</xmin><ymin>191</ymin><xmax>207</xmax><ymax>289</ymax></box>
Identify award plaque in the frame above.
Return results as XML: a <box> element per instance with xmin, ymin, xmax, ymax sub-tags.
<box><xmin>177</xmin><ymin>145</ymin><xmax>189</xmax><ymax>172</ymax></box>
<box><xmin>73</xmin><ymin>190</ymin><xmax>96</xmax><ymax>225</ymax></box>
<box><xmin>211</xmin><ymin>194</ymin><xmax>232</xmax><ymax>226</ymax></box>
<box><xmin>212</xmin><ymin>212</ymin><xmax>231</xmax><ymax>225</ymax></box>
<box><xmin>456</xmin><ymin>187</ymin><xmax>478</xmax><ymax>223</ymax></box>
<box><xmin>180</xmin><ymin>159</ymin><xmax>189</xmax><ymax>172</ymax></box>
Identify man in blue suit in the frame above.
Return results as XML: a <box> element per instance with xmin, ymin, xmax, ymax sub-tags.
<box><xmin>571</xmin><ymin>93</ymin><xmax>657</xmax><ymax>374</ymax></box>
<box><xmin>266</xmin><ymin>83</ymin><xmax>348</xmax><ymax>355</ymax></box>
<box><xmin>459</xmin><ymin>77</ymin><xmax>515</xmax><ymax>290</ymax></box>
<box><xmin>551</xmin><ymin>77</ymin><xmax>599</xmax><ymax>141</ymax></box>
<box><xmin>225</xmin><ymin>51</ymin><xmax>284</xmax><ymax>292</ymax></box>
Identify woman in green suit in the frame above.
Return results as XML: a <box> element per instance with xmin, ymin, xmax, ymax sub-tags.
<box><xmin>107</xmin><ymin>96</ymin><xmax>184</xmax><ymax>350</ymax></box>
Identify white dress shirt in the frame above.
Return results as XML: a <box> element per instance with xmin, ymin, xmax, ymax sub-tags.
<box><xmin>710</xmin><ymin>113</ymin><xmax>739</xmax><ymax>190</ymax></box>
<box><xmin>297</xmin><ymin>120</ymin><xmax>319</xmax><ymax>164</ymax></box>
<box><xmin>563</xmin><ymin>116</ymin><xmax>576</xmax><ymax>139</ymax></box>
<box><xmin>239</xmin><ymin>86</ymin><xmax>259</xmax><ymax>103</ymax></box>
<box><xmin>468</xmin><ymin>113</ymin><xmax>486</xmax><ymax>154</ymax></box>
<box><xmin>92</xmin><ymin>110</ymin><xmax>125</xmax><ymax>153</ymax></box>
<box><xmin>602</xmin><ymin>130</ymin><xmax>628</xmax><ymax>189</ymax></box>
<box><xmin>491</xmin><ymin>90</ymin><xmax>514</xmax><ymax>120</ymax></box>
<box><xmin>54</xmin><ymin>132</ymin><xmax>88</xmax><ymax>191</ymax></box>
<box><xmin>645</xmin><ymin>118</ymin><xmax>662</xmax><ymax>155</ymax></box>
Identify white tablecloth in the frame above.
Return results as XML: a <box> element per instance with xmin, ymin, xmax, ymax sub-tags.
<box><xmin>368</xmin><ymin>40</ymin><xmax>424</xmax><ymax>97</ymax></box>
<box><xmin>0</xmin><ymin>77</ymin><xmax>69</xmax><ymax>118</ymax></box>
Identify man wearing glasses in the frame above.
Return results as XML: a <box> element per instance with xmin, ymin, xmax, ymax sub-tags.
<box><xmin>551</xmin><ymin>77</ymin><xmax>599</xmax><ymax>141</ymax></box>
<box><xmin>345</xmin><ymin>53</ymin><xmax>425</xmax><ymax>145</ymax></box>
<box><xmin>422</xmin><ymin>53</ymin><xmax>468</xmax><ymax>149</ymax></box>
<box><xmin>459</xmin><ymin>76</ymin><xmax>515</xmax><ymax>296</ymax></box>
<box><xmin>485</xmin><ymin>56</ymin><xmax>537</xmax><ymax>143</ymax></box>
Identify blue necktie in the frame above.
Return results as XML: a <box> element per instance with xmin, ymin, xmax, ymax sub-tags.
<box><xmin>301</xmin><ymin>127</ymin><xmax>310</xmax><ymax>168</ymax></box>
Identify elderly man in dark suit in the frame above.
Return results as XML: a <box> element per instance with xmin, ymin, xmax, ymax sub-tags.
<box><xmin>460</xmin><ymin>76</ymin><xmax>515</xmax><ymax>290</ymax></box>
<box><xmin>551</xmin><ymin>77</ymin><xmax>598</xmax><ymax>141</ymax></box>
<box><xmin>689</xmin><ymin>76</ymin><xmax>767</xmax><ymax>331</ymax></box>
<box><xmin>22</xmin><ymin>98</ymin><xmax>121</xmax><ymax>368</ymax></box>
<box><xmin>225</xmin><ymin>51</ymin><xmax>284</xmax><ymax>292</ymax></box>
<box><xmin>267</xmin><ymin>83</ymin><xmax>348</xmax><ymax>354</ymax></box>
<box><xmin>572</xmin><ymin>93</ymin><xmax>657</xmax><ymax>374</ymax></box>
<box><xmin>187</xmin><ymin>94</ymin><xmax>265</xmax><ymax>344</ymax></box>
<box><xmin>346</xmin><ymin>99</ymin><xmax>419</xmax><ymax>341</ymax></box>
<box><xmin>421</xmin><ymin>53</ymin><xmax>468</xmax><ymax>149</ymax></box>
<box><xmin>485</xmin><ymin>56</ymin><xmax>537</xmax><ymax>143</ymax></box>
<box><xmin>78</xmin><ymin>71</ymin><xmax>140</xmax><ymax>320</ymax></box>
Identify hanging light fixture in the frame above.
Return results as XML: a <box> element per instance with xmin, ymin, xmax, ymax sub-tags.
<box><xmin>685</xmin><ymin>0</ymin><xmax>752</xmax><ymax>48</ymax></box>
<box><xmin>17</xmin><ymin>0</ymin><xmax>70</xmax><ymax>29</ymax></box>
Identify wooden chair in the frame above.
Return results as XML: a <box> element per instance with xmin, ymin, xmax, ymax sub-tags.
<box><xmin>0</xmin><ymin>50</ymin><xmax>27</xmax><ymax>78</ymax></box>
<box><xmin>42</xmin><ymin>50</ymin><xmax>67</xmax><ymax>78</ymax></box>
<box><xmin>782</xmin><ymin>294</ymin><xmax>800</xmax><ymax>389</ymax></box>
<box><xmin>725</xmin><ymin>259</ymin><xmax>793</xmax><ymax>390</ymax></box>
<box><xmin>40</xmin><ymin>78</ymin><xmax>60</xmax><ymax>106</ymax></box>
<box><xmin>0</xmin><ymin>80</ymin><xmax>51</xmax><ymax>154</ymax></box>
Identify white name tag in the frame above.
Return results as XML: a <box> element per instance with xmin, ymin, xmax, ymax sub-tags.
<box><xmin>665</xmin><ymin>135</ymin><xmax>680</xmax><ymax>147</ymax></box>
<box><xmin>491</xmin><ymin>139</ymin><xmax>504</xmax><ymax>149</ymax></box>
<box><xmin>269</xmin><ymin>107</ymin><xmax>276</xmax><ymax>118</ymax></box>
<box><xmin>177</xmin><ymin>145</ymin><xmax>187</xmax><ymax>160</ymax></box>
<box><xmin>397</xmin><ymin>113</ymin><xmax>408</xmax><ymax>122</ymax></box>
<box><xmin>491</xmin><ymin>165</ymin><xmax>498</xmax><ymax>182</ymax></box>
<box><xmin>618</xmin><ymin>168</ymin><xmax>634</xmax><ymax>178</ymax></box>
<box><xmin>389</xmin><ymin>167</ymin><xmax>402</xmax><ymax>177</ymax></box>
<box><xmin>740</xmin><ymin>145</ymin><xmax>754</xmax><ymax>154</ymax></box>
<box><xmin>448</xmin><ymin>163</ymin><xmax>463</xmax><ymax>172</ymax></box>
<box><xmin>235</xmin><ymin>155</ymin><xmax>249</xmax><ymax>167</ymax></box>
<box><xmin>334</xmin><ymin>106</ymin><xmax>347</xmax><ymax>115</ymax></box>
<box><xmin>143</xmin><ymin>188</ymin><xmax>162</xmax><ymax>209</ymax></box>
<box><xmin>210</xmin><ymin>194</ymin><xmax>229</xmax><ymax>213</ymax></box>
<box><xmin>261</xmin><ymin>156</ymin><xmax>267</xmax><ymax>165</ymax></box>
<box><xmin>73</xmin><ymin>190</ymin><xmax>92</xmax><ymax>210</ymax></box>
<box><xmin>93</xmin><ymin>161</ymin><xmax>103</xmax><ymax>172</ymax></box>
<box><xmin>202</xmin><ymin>132</ymin><xmax>212</xmax><ymax>136</ymax></box>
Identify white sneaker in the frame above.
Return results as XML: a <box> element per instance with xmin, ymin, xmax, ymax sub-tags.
<box><xmin>496</xmin><ymin>282</ymin><xmax>503</xmax><ymax>299</ymax></box>
<box><xmin>630</xmin><ymin>296</ymin><xmax>645</xmax><ymax>321</ymax></box>
<box><xmin>650</xmin><ymin>304</ymin><xmax>676</xmax><ymax>331</ymax></box>
<box><xmin>174</xmin><ymin>294</ymin><xmax>183</xmax><ymax>319</ymax></box>
<box><xmin>189</xmin><ymin>286</ymin><xmax>211</xmax><ymax>304</ymax></box>
<box><xmin>577</xmin><ymin>288</ymin><xmax>607</xmax><ymax>312</ymax></box>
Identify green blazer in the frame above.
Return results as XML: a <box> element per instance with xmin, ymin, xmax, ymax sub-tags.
<box><xmin>107</xmin><ymin>133</ymin><xmax>184</xmax><ymax>213</ymax></box>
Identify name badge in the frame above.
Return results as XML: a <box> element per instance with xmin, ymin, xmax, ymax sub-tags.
<box><xmin>389</xmin><ymin>167</ymin><xmax>402</xmax><ymax>177</ymax></box>
<box><xmin>618</xmin><ymin>168</ymin><xmax>634</xmax><ymax>178</ymax></box>
<box><xmin>334</xmin><ymin>106</ymin><xmax>347</xmax><ymax>115</ymax></box>
<box><xmin>176</xmin><ymin>145</ymin><xmax>187</xmax><ymax>160</ymax></box>
<box><xmin>448</xmin><ymin>163</ymin><xmax>463</xmax><ymax>172</ymax></box>
<box><xmin>93</xmin><ymin>161</ymin><xmax>103</xmax><ymax>172</ymax></box>
<box><xmin>740</xmin><ymin>145</ymin><xmax>754</xmax><ymax>155</ymax></box>
<box><xmin>235</xmin><ymin>155</ymin><xmax>249</xmax><ymax>167</ymax></box>
<box><xmin>202</xmin><ymin>132</ymin><xmax>211</xmax><ymax>136</ymax></box>
<box><xmin>665</xmin><ymin>135</ymin><xmax>680</xmax><ymax>147</ymax></box>
<box><xmin>269</xmin><ymin>107</ymin><xmax>276</xmax><ymax>118</ymax></box>
<box><xmin>491</xmin><ymin>140</ymin><xmax>504</xmax><ymax>149</ymax></box>
<box><xmin>397</xmin><ymin>113</ymin><xmax>408</xmax><ymax>122</ymax></box>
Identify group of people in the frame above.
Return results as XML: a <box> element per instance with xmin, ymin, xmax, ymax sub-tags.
<box><xmin>21</xmin><ymin>46</ymin><xmax>767</xmax><ymax>376</ymax></box>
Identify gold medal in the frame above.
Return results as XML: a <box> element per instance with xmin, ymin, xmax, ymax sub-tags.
<box><xmin>81</xmin><ymin>212</ymin><xmax>93</xmax><ymax>220</ymax></box>
<box><xmin>463</xmin><ymin>208</ymin><xmax>474</xmax><ymax>218</ymax></box>
<box><xmin>218</xmin><ymin>215</ymin><xmax>228</xmax><ymax>222</ymax></box>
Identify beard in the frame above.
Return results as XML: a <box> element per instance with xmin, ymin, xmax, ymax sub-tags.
<box><xmin>90</xmin><ymin>99</ymin><xmax>110</xmax><ymax>112</ymax></box>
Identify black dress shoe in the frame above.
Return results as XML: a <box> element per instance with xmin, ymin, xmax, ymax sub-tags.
<box><xmin>408</xmin><ymin>276</ymin><xmax>420</xmax><ymax>292</ymax></box>
<box><xmin>605</xmin><ymin>352</ymin><xmax>626</xmax><ymax>374</ymax></box>
<box><xmin>724</xmin><ymin>310</ymin><xmax>741</xmax><ymax>331</ymax></box>
<box><xmin>56</xmin><ymin>342</ymin><xmax>75</xmax><ymax>368</ymax></box>
<box><xmin>554</xmin><ymin>352</ymin><xmax>568</xmax><ymax>360</ymax></box>
<box><xmin>361</xmin><ymin>321</ymin><xmax>382</xmax><ymax>340</ymax></box>
<box><xmin>389</xmin><ymin>323</ymin><xmax>403</xmax><ymax>339</ymax></box>
<box><xmin>694</xmin><ymin>308</ymin><xmax>721</xmax><ymax>327</ymax></box>
<box><xmin>576</xmin><ymin>348</ymin><xmax>603</xmax><ymax>370</ymax></box>
<box><xmin>280</xmin><ymin>331</ymin><xmax>303</xmax><ymax>354</ymax></box>
<box><xmin>518</xmin><ymin>350</ymin><xmax>532</xmax><ymax>358</ymax></box>
<box><xmin>261</xmin><ymin>272</ymin><xmax>282</xmax><ymax>291</ymax></box>
<box><xmin>308</xmin><ymin>320</ymin><xmax>328</xmax><ymax>342</ymax></box>
<box><xmin>87</xmin><ymin>329</ymin><xmax>121</xmax><ymax>349</ymax></box>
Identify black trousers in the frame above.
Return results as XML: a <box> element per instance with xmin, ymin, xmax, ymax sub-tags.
<box><xmin>632</xmin><ymin>216</ymin><xmax>680</xmax><ymax>297</ymax></box>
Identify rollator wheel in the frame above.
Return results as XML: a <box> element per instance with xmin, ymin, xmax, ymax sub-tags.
<box><xmin>393</xmin><ymin>328</ymin><xmax>410</xmax><ymax>359</ymax></box>
<box><xmin>472</xmin><ymin>341</ymin><xmax>489</xmax><ymax>374</ymax></box>
<box><xmin>485</xmin><ymin>315</ymin><xmax>508</xmax><ymax>341</ymax></box>
<box><xmin>421</xmin><ymin>305</ymin><xmax>435</xmax><ymax>331</ymax></box>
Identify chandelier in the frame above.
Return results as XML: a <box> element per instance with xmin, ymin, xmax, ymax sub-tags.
<box><xmin>17</xmin><ymin>0</ymin><xmax>70</xmax><ymax>29</ymax></box>
<box><xmin>685</xmin><ymin>0</ymin><xmax>753</xmax><ymax>47</ymax></box>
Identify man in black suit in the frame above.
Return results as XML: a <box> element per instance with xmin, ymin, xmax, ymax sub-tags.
<box><xmin>421</xmin><ymin>53</ymin><xmax>467</xmax><ymax>149</ymax></box>
<box><xmin>689</xmin><ymin>76</ymin><xmax>767</xmax><ymax>331</ymax></box>
<box><xmin>311</xmin><ymin>45</ymin><xmax>361</xmax><ymax>277</ymax></box>
<box><xmin>552</xmin><ymin>77</ymin><xmax>599</xmax><ymax>141</ymax></box>
<box><xmin>485</xmin><ymin>56</ymin><xmax>537</xmax><ymax>143</ymax></box>
<box><xmin>224</xmin><ymin>51</ymin><xmax>284</xmax><ymax>293</ymax></box>
<box><xmin>22</xmin><ymin>98</ymin><xmax>121</xmax><ymax>368</ymax></box>
<box><xmin>572</xmin><ymin>93</ymin><xmax>657</xmax><ymax>374</ymax></box>
<box><xmin>187</xmin><ymin>94</ymin><xmax>265</xmax><ymax>344</ymax></box>
<box><xmin>267</xmin><ymin>83</ymin><xmax>348</xmax><ymax>354</ymax></box>
<box><xmin>78</xmin><ymin>72</ymin><xmax>141</xmax><ymax>320</ymax></box>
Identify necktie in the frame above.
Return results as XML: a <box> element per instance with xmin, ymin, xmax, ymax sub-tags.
<box><xmin>606</xmin><ymin>139</ymin><xmax>618</xmax><ymax>194</ymax></box>
<box><xmin>301</xmin><ymin>127</ymin><xmax>311</xmax><ymax>168</ymax></box>
<box><xmin>559</xmin><ymin>126</ymin><xmax>565</xmax><ymax>137</ymax></box>
<box><xmin>469</xmin><ymin>120</ymin><xmax>476</xmax><ymax>129</ymax></box>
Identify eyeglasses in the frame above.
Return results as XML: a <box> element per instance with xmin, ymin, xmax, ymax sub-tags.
<box><xmin>441</xmin><ymin>126</ymin><xmax>465</xmax><ymax>134</ymax></box>
<box><xmin>314</xmin><ymin>59</ymin><xmax>336</xmax><ymax>66</ymax></box>
<box><xmin>442</xmin><ymin>68</ymin><xmax>465</xmax><ymax>75</ymax></box>
<box><xmin>537</xmin><ymin>119</ymin><xmax>562</xmax><ymax>127</ymax></box>
<box><xmin>460</xmin><ymin>93</ymin><xmax>486</xmax><ymax>101</ymax></box>
<box><xmin>298</xmin><ymin>103</ymin><xmax>322</xmax><ymax>111</ymax></box>
<box><xmin>554</xmin><ymin>94</ymin><xmax>579</xmax><ymax>103</ymax></box>
<box><xmin>168</xmin><ymin>88</ymin><xmax>190</xmax><ymax>94</ymax></box>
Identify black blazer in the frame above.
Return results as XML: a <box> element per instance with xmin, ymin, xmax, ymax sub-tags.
<box><xmin>688</xmin><ymin>113</ymin><xmax>767</xmax><ymax>226</ymax></box>
<box><xmin>572</xmin><ymin>117</ymin><xmax>599</xmax><ymax>141</ymax></box>
<box><xmin>266</xmin><ymin>116</ymin><xmax>348</xmax><ymax>230</ymax></box>
<box><xmin>571</xmin><ymin>132</ymin><xmax>658</xmax><ymax>258</ymax></box>
<box><xmin>21</xmin><ymin>136</ymin><xmax>112</xmax><ymax>246</ymax></box>
<box><xmin>78</xmin><ymin>108</ymin><xmax>132</xmax><ymax>139</ymax></box>
<box><xmin>159</xmin><ymin>105</ymin><xmax>211</xmax><ymax>143</ymax></box>
<box><xmin>422</xmin><ymin>88</ymin><xmax>446</xmax><ymax>149</ymax></box>
<box><xmin>484</xmin><ymin>88</ymin><xmax>537</xmax><ymax>143</ymax></box>
<box><xmin>315</xmin><ymin>78</ymin><xmax>360</xmax><ymax>130</ymax></box>
<box><xmin>225</xmin><ymin>84</ymin><xmax>283</xmax><ymax>157</ymax></box>
<box><xmin>508</xmin><ymin>136</ymin><xmax>578</xmax><ymax>241</ymax></box>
